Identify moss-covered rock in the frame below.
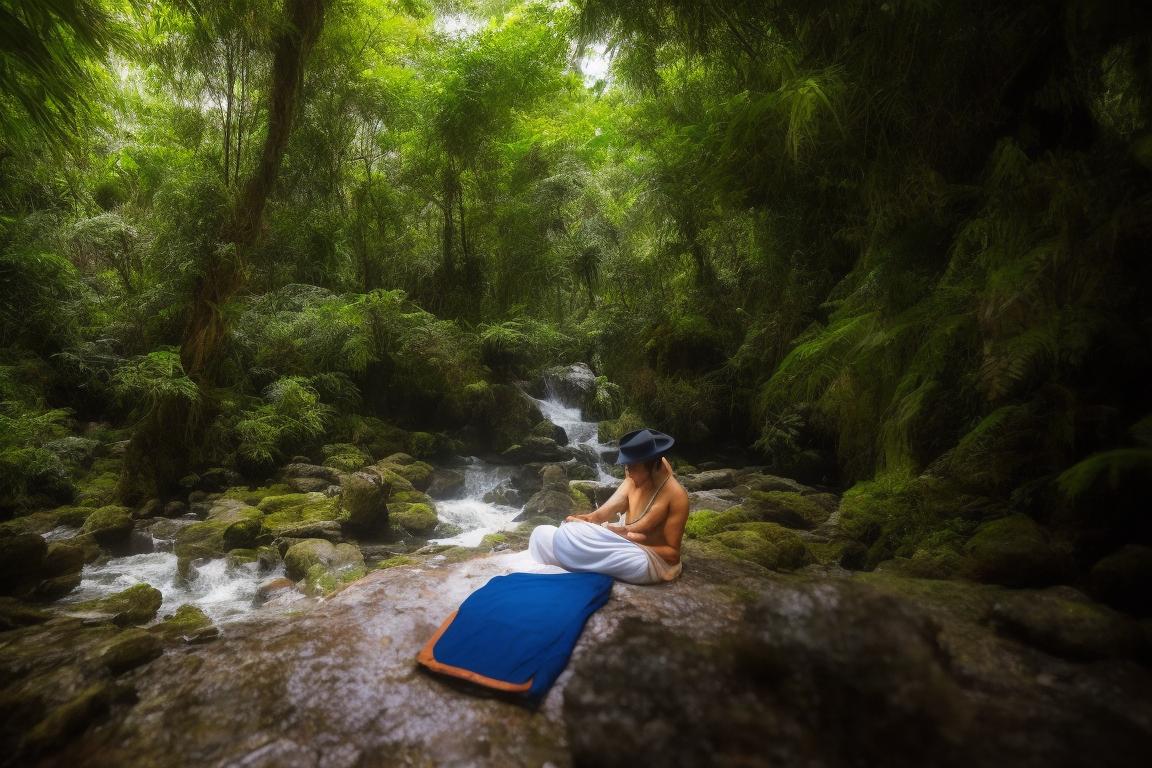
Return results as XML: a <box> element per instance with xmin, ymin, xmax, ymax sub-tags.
<box><xmin>597</xmin><ymin>408</ymin><xmax>645</xmax><ymax>444</ymax></box>
<box><xmin>991</xmin><ymin>588</ymin><xmax>1144</xmax><ymax>661</ymax></box>
<box><xmin>964</xmin><ymin>514</ymin><xmax>1071</xmax><ymax>587</ymax></box>
<box><xmin>79</xmin><ymin>505</ymin><xmax>133</xmax><ymax>547</ymax></box>
<box><xmin>284</xmin><ymin>539</ymin><xmax>365</xmax><ymax>595</ymax></box>
<box><xmin>714</xmin><ymin>523</ymin><xmax>814</xmax><ymax>571</ymax></box>
<box><xmin>684</xmin><ymin>507</ymin><xmax>756</xmax><ymax>539</ymax></box>
<box><xmin>73</xmin><ymin>470</ymin><xmax>119</xmax><ymax>507</ymax></box>
<box><xmin>517</xmin><ymin>489</ymin><xmax>576</xmax><ymax>522</ymax></box>
<box><xmin>0</xmin><ymin>533</ymin><xmax>47</xmax><ymax>597</ymax></box>
<box><xmin>375</xmin><ymin>555</ymin><xmax>415</xmax><ymax>570</ymax></box>
<box><xmin>380</xmin><ymin>453</ymin><xmax>434</xmax><ymax>490</ymax></box>
<box><xmin>389</xmin><ymin>502</ymin><xmax>438</xmax><ymax>535</ymax></box>
<box><xmin>321</xmin><ymin>442</ymin><xmax>371</xmax><ymax>473</ymax></box>
<box><xmin>257</xmin><ymin>492</ymin><xmax>341</xmax><ymax>537</ymax></box>
<box><xmin>68</xmin><ymin>583</ymin><xmax>163</xmax><ymax>626</ymax></box>
<box><xmin>174</xmin><ymin>504</ymin><xmax>265</xmax><ymax>579</ymax></box>
<box><xmin>150</xmin><ymin>604</ymin><xmax>218</xmax><ymax>644</ymax></box>
<box><xmin>744</xmin><ymin>491</ymin><xmax>832</xmax><ymax>530</ymax></box>
<box><xmin>220</xmin><ymin>484</ymin><xmax>297</xmax><ymax>507</ymax></box>
<box><xmin>0</xmin><ymin>596</ymin><xmax>52</xmax><ymax>630</ymax></box>
<box><xmin>339</xmin><ymin>471</ymin><xmax>388</xmax><ymax>533</ymax></box>
<box><xmin>99</xmin><ymin>628</ymin><xmax>163</xmax><ymax>674</ymax></box>
<box><xmin>1088</xmin><ymin>545</ymin><xmax>1152</xmax><ymax>617</ymax></box>
<box><xmin>873</xmin><ymin>546</ymin><xmax>975</xmax><ymax>581</ymax></box>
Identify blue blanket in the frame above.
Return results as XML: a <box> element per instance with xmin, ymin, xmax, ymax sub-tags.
<box><xmin>417</xmin><ymin>571</ymin><xmax>613</xmax><ymax>700</ymax></box>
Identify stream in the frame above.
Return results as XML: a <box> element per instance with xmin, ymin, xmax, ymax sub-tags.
<box><xmin>55</xmin><ymin>395</ymin><xmax>612</xmax><ymax>623</ymax></box>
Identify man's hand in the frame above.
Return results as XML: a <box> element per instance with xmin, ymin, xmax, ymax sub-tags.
<box><xmin>564</xmin><ymin>513</ymin><xmax>592</xmax><ymax>523</ymax></box>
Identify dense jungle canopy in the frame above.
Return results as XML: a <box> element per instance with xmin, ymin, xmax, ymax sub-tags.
<box><xmin>2</xmin><ymin>0</ymin><xmax>1151</xmax><ymax>593</ymax></box>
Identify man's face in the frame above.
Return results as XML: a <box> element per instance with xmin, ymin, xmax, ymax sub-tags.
<box><xmin>624</xmin><ymin>461</ymin><xmax>652</xmax><ymax>484</ymax></box>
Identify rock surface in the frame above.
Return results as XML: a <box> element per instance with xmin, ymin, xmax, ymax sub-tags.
<box><xmin>5</xmin><ymin>543</ymin><xmax>1146</xmax><ymax>768</ymax></box>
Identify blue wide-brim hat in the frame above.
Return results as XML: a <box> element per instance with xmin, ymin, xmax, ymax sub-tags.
<box><xmin>615</xmin><ymin>428</ymin><xmax>675</xmax><ymax>465</ymax></box>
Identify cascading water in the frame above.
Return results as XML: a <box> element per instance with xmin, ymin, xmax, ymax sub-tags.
<box><xmin>531</xmin><ymin>393</ymin><xmax>617</xmax><ymax>483</ymax></box>
<box><xmin>429</xmin><ymin>459</ymin><xmax>520</xmax><ymax>548</ymax></box>
<box><xmin>58</xmin><ymin>550</ymin><xmax>283</xmax><ymax>625</ymax></box>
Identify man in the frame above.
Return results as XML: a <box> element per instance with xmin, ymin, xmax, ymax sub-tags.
<box><xmin>528</xmin><ymin>428</ymin><xmax>689</xmax><ymax>584</ymax></box>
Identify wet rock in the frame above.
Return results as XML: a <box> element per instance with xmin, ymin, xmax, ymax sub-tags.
<box><xmin>679</xmin><ymin>469</ymin><xmax>738</xmax><ymax>492</ymax></box>
<box><xmin>427</xmin><ymin>468</ymin><xmax>466</xmax><ymax>499</ymax></box>
<box><xmin>254</xmin><ymin>577</ymin><xmax>298</xmax><ymax>607</ymax></box>
<box><xmin>570</xmin><ymin>480</ymin><xmax>615</xmax><ymax>507</ymax></box>
<box><xmin>151</xmin><ymin>604</ymin><xmax>219</xmax><ymax>644</ymax></box>
<box><xmin>66</xmin><ymin>584</ymin><xmax>163</xmax><ymax>626</ymax></box>
<box><xmin>174</xmin><ymin>503</ymin><xmax>265</xmax><ymax>579</ymax></box>
<box><xmin>507</xmin><ymin>464</ymin><xmax>544</xmax><ymax>496</ymax></box>
<box><xmin>735</xmin><ymin>473</ymin><xmax>811</xmax><ymax>494</ymax></box>
<box><xmin>1089</xmin><ymin>545</ymin><xmax>1152</xmax><ymax>617</ymax></box>
<box><xmin>482</xmin><ymin>483</ymin><xmax>524</xmax><ymax>507</ymax></box>
<box><xmin>0</xmin><ymin>596</ymin><xmax>52</xmax><ymax>631</ymax></box>
<box><xmin>283</xmin><ymin>539</ymin><xmax>365</xmax><ymax>596</ymax></box>
<box><xmin>991</xmin><ymin>587</ymin><xmax>1144</xmax><ymax>661</ymax></box>
<box><xmin>498</xmin><ymin>436</ymin><xmax>569</xmax><ymax>464</ymax></box>
<box><xmin>0</xmin><ymin>533</ymin><xmax>47</xmax><ymax>597</ymax></box>
<box><xmin>99</xmin><ymin>628</ymin><xmax>163</xmax><ymax>674</ymax></box>
<box><xmin>79</xmin><ymin>506</ymin><xmax>134</xmax><ymax>548</ymax></box>
<box><xmin>537</xmin><ymin>362</ymin><xmax>598</xmax><ymax>413</ymax></box>
<box><xmin>964</xmin><ymin>514</ymin><xmax>1073</xmax><ymax>587</ymax></box>
<box><xmin>515</xmin><ymin>489</ymin><xmax>575</xmax><ymax>522</ymax></box>
<box><xmin>132</xmin><ymin>499</ymin><xmax>164</xmax><ymax>520</ymax></box>
<box><xmin>162</xmin><ymin>500</ymin><xmax>187</xmax><ymax>517</ymax></box>
<box><xmin>339</xmin><ymin>471</ymin><xmax>388</xmax><ymax>533</ymax></box>
<box><xmin>21</xmin><ymin>681</ymin><xmax>133</xmax><ymax>758</ymax></box>
<box><xmin>273</xmin><ymin>520</ymin><xmax>344</xmax><ymax>542</ymax></box>
<box><xmin>531</xmin><ymin>420</ymin><xmax>569</xmax><ymax>446</ymax></box>
<box><xmin>687</xmin><ymin>488</ymin><xmax>741</xmax><ymax>512</ymax></box>
<box><xmin>286</xmin><ymin>476</ymin><xmax>330</xmax><ymax>493</ymax></box>
<box><xmin>540</xmin><ymin>464</ymin><xmax>568</xmax><ymax>491</ymax></box>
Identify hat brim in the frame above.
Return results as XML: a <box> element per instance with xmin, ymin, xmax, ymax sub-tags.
<box><xmin>614</xmin><ymin>431</ymin><xmax>675</xmax><ymax>465</ymax></box>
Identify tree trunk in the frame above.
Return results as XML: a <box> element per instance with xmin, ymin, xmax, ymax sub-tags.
<box><xmin>119</xmin><ymin>0</ymin><xmax>327</xmax><ymax>503</ymax></box>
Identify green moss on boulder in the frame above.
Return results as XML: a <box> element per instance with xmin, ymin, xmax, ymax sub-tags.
<box><xmin>964</xmin><ymin>514</ymin><xmax>1071</xmax><ymax>587</ymax></box>
<box><xmin>79</xmin><ymin>505</ymin><xmax>133</xmax><ymax>546</ymax></box>
<box><xmin>151</xmin><ymin>604</ymin><xmax>219</xmax><ymax>643</ymax></box>
<box><xmin>284</xmin><ymin>539</ymin><xmax>365</xmax><ymax>595</ymax></box>
<box><xmin>100</xmin><ymin>628</ymin><xmax>163</xmax><ymax>674</ymax></box>
<box><xmin>257</xmin><ymin>493</ymin><xmax>341</xmax><ymax>536</ymax></box>
<box><xmin>70</xmin><ymin>583</ymin><xmax>163</xmax><ymax>626</ymax></box>
<box><xmin>220</xmin><ymin>484</ymin><xmax>297</xmax><ymax>506</ymax></box>
<box><xmin>389</xmin><ymin>502</ymin><xmax>438</xmax><ymax>535</ymax></box>
<box><xmin>745</xmin><ymin>491</ymin><xmax>832</xmax><ymax>530</ymax></box>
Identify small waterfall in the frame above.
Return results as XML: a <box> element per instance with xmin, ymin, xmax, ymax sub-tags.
<box><xmin>531</xmin><ymin>395</ymin><xmax>617</xmax><ymax>482</ymax></box>
<box><xmin>58</xmin><ymin>551</ymin><xmax>284</xmax><ymax>625</ymax></box>
<box><xmin>429</xmin><ymin>459</ymin><xmax>520</xmax><ymax>548</ymax></box>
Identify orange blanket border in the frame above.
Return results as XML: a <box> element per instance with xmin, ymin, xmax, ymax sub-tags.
<box><xmin>416</xmin><ymin>610</ymin><xmax>535</xmax><ymax>693</ymax></box>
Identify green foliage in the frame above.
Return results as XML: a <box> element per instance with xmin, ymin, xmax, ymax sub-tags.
<box><xmin>233</xmin><ymin>377</ymin><xmax>334</xmax><ymax>466</ymax></box>
<box><xmin>111</xmin><ymin>348</ymin><xmax>200</xmax><ymax>419</ymax></box>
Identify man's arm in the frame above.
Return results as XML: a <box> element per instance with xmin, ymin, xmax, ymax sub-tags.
<box><xmin>566</xmin><ymin>479</ymin><xmax>630</xmax><ymax>523</ymax></box>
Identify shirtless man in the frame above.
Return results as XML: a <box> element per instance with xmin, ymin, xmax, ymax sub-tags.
<box><xmin>529</xmin><ymin>428</ymin><xmax>690</xmax><ymax>583</ymax></box>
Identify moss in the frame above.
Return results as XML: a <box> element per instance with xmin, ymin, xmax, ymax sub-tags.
<box><xmin>99</xmin><ymin>628</ymin><xmax>163</xmax><ymax>674</ymax></box>
<box><xmin>568</xmin><ymin>487</ymin><xmax>593</xmax><ymax>512</ymax></box>
<box><xmin>220</xmin><ymin>483</ymin><xmax>297</xmax><ymax>506</ymax></box>
<box><xmin>390</xmin><ymin>490</ymin><xmax>431</xmax><ymax>504</ymax></box>
<box><xmin>746</xmin><ymin>491</ymin><xmax>831</xmax><ymax>529</ymax></box>
<box><xmin>480</xmin><ymin>533</ymin><xmax>508</xmax><ymax>548</ymax></box>
<box><xmin>390</xmin><ymin>502</ymin><xmax>438</xmax><ymax>535</ymax></box>
<box><xmin>684</xmin><ymin>507</ymin><xmax>758</xmax><ymax>538</ymax></box>
<box><xmin>964</xmin><ymin>513</ymin><xmax>1069</xmax><ymax>587</ymax></box>
<box><xmin>407</xmin><ymin>431</ymin><xmax>437</xmax><ymax>458</ymax></box>
<box><xmin>74</xmin><ymin>471</ymin><xmax>120</xmax><ymax>507</ymax></box>
<box><xmin>304</xmin><ymin>561</ymin><xmax>367</xmax><ymax>596</ymax></box>
<box><xmin>258</xmin><ymin>493</ymin><xmax>341</xmax><ymax>535</ymax></box>
<box><xmin>323</xmin><ymin>449</ymin><xmax>370</xmax><ymax>472</ymax></box>
<box><xmin>55</xmin><ymin>505</ymin><xmax>94</xmax><ymax>528</ymax></box>
<box><xmin>597</xmin><ymin>408</ymin><xmax>645</xmax><ymax>443</ymax></box>
<box><xmin>151</xmin><ymin>603</ymin><xmax>218</xmax><ymax>643</ymax></box>
<box><xmin>79</xmin><ymin>505</ymin><xmax>133</xmax><ymax>545</ymax></box>
<box><xmin>379</xmin><ymin>455</ymin><xmax>434</xmax><ymax>490</ymax></box>
<box><xmin>376</xmin><ymin>555</ymin><xmax>415</xmax><ymax>570</ymax></box>
<box><xmin>175</xmin><ymin>513</ymin><xmax>264</xmax><ymax>579</ymax></box>
<box><xmin>71</xmin><ymin>583</ymin><xmax>163</xmax><ymax>626</ymax></box>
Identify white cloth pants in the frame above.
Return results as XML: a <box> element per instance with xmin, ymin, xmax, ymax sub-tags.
<box><xmin>528</xmin><ymin>521</ymin><xmax>682</xmax><ymax>585</ymax></box>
